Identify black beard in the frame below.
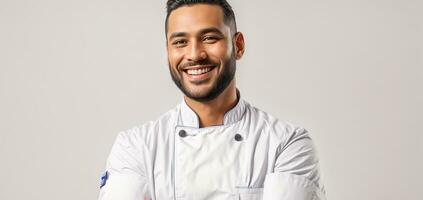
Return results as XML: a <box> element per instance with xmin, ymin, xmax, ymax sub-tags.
<box><xmin>169</xmin><ymin>52</ymin><xmax>236</xmax><ymax>102</ymax></box>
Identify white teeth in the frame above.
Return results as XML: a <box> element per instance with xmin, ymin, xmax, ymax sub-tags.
<box><xmin>187</xmin><ymin>67</ymin><xmax>212</xmax><ymax>75</ymax></box>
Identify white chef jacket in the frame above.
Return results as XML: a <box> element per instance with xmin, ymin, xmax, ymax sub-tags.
<box><xmin>98</xmin><ymin>94</ymin><xmax>326</xmax><ymax>200</ymax></box>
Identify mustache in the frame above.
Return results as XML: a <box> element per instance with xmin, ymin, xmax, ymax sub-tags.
<box><xmin>178</xmin><ymin>59</ymin><xmax>218</xmax><ymax>70</ymax></box>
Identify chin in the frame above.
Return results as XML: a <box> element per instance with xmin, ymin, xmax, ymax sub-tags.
<box><xmin>186</xmin><ymin>87</ymin><xmax>213</xmax><ymax>98</ymax></box>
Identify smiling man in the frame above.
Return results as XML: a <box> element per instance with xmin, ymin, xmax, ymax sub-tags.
<box><xmin>98</xmin><ymin>1</ymin><xmax>326</xmax><ymax>200</ymax></box>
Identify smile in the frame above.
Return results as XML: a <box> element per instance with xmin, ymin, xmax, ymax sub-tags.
<box><xmin>182</xmin><ymin>65</ymin><xmax>217</xmax><ymax>82</ymax></box>
<box><xmin>186</xmin><ymin>67</ymin><xmax>213</xmax><ymax>75</ymax></box>
<box><xmin>183</xmin><ymin>65</ymin><xmax>216</xmax><ymax>75</ymax></box>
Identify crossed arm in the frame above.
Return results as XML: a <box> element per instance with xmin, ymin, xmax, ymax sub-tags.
<box><xmin>99</xmin><ymin>128</ymin><xmax>326</xmax><ymax>200</ymax></box>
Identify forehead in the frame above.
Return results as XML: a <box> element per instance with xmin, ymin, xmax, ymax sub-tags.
<box><xmin>167</xmin><ymin>4</ymin><xmax>229</xmax><ymax>37</ymax></box>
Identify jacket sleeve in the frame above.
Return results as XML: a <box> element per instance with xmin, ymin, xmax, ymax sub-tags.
<box><xmin>98</xmin><ymin>132</ymin><xmax>150</xmax><ymax>200</ymax></box>
<box><xmin>263</xmin><ymin>125</ymin><xmax>326</xmax><ymax>200</ymax></box>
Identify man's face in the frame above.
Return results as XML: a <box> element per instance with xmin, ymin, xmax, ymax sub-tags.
<box><xmin>166</xmin><ymin>4</ymin><xmax>237</xmax><ymax>102</ymax></box>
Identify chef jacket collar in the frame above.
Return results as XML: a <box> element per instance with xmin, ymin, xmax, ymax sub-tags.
<box><xmin>178</xmin><ymin>89</ymin><xmax>246</xmax><ymax>128</ymax></box>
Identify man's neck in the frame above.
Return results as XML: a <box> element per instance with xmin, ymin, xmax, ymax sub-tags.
<box><xmin>184</xmin><ymin>81</ymin><xmax>238</xmax><ymax>128</ymax></box>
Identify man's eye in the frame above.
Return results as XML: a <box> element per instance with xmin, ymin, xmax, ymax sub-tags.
<box><xmin>172</xmin><ymin>40</ymin><xmax>187</xmax><ymax>47</ymax></box>
<box><xmin>203</xmin><ymin>36</ymin><xmax>218</xmax><ymax>43</ymax></box>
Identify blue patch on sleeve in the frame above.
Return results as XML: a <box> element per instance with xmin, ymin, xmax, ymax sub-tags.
<box><xmin>100</xmin><ymin>171</ymin><xmax>109</xmax><ymax>189</ymax></box>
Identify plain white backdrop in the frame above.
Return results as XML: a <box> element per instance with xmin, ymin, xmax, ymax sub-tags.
<box><xmin>0</xmin><ymin>0</ymin><xmax>422</xmax><ymax>199</ymax></box>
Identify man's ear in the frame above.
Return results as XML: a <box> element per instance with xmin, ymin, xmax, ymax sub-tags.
<box><xmin>233</xmin><ymin>32</ymin><xmax>245</xmax><ymax>60</ymax></box>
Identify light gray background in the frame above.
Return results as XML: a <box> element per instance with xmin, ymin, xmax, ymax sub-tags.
<box><xmin>0</xmin><ymin>0</ymin><xmax>422</xmax><ymax>199</ymax></box>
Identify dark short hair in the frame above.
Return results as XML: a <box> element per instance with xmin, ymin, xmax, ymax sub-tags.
<box><xmin>165</xmin><ymin>0</ymin><xmax>237</xmax><ymax>36</ymax></box>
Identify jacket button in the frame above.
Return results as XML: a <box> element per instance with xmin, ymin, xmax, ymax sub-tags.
<box><xmin>179</xmin><ymin>130</ymin><xmax>187</xmax><ymax>138</ymax></box>
<box><xmin>234</xmin><ymin>133</ymin><xmax>243</xmax><ymax>141</ymax></box>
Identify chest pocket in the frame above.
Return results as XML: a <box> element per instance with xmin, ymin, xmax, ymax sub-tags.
<box><xmin>236</xmin><ymin>188</ymin><xmax>263</xmax><ymax>200</ymax></box>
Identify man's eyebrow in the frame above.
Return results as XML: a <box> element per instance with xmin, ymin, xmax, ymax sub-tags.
<box><xmin>168</xmin><ymin>27</ymin><xmax>224</xmax><ymax>41</ymax></box>
<box><xmin>168</xmin><ymin>32</ymin><xmax>187</xmax><ymax>41</ymax></box>
<box><xmin>198</xmin><ymin>27</ymin><xmax>224</xmax><ymax>36</ymax></box>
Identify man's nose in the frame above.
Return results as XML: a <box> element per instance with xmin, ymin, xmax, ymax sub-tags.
<box><xmin>187</xmin><ymin>42</ymin><xmax>207</xmax><ymax>61</ymax></box>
